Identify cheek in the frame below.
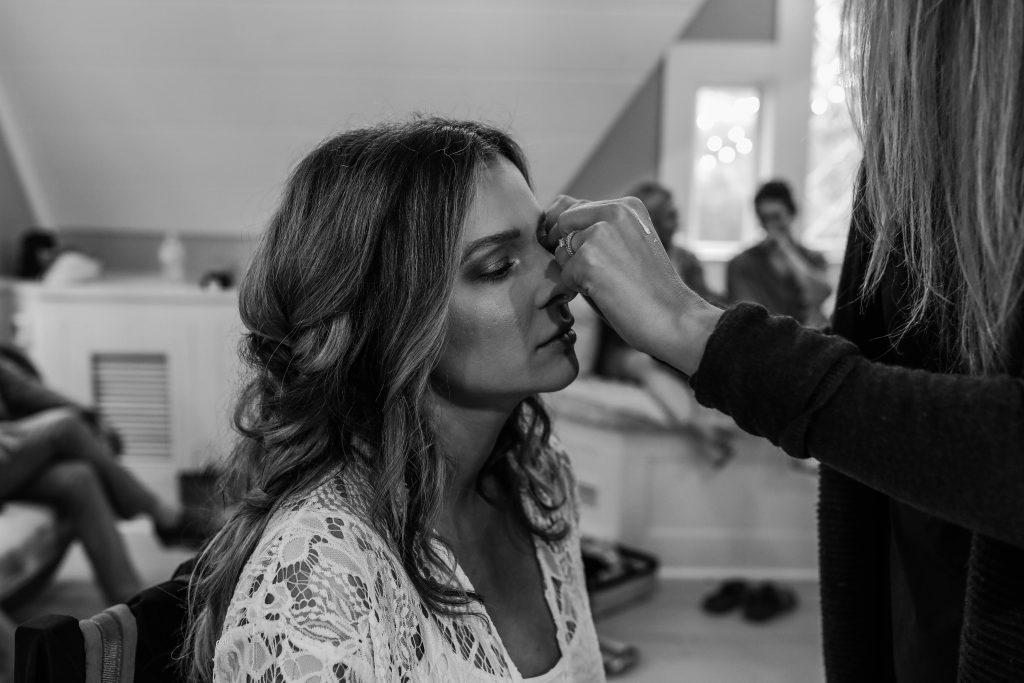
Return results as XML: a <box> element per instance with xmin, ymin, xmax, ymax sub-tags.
<box><xmin>437</xmin><ymin>288</ymin><xmax>536</xmax><ymax>392</ymax></box>
<box><xmin>445</xmin><ymin>296</ymin><xmax>528</xmax><ymax>360</ymax></box>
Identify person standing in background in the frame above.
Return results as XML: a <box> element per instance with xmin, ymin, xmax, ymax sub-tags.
<box><xmin>727</xmin><ymin>180</ymin><xmax>832</xmax><ymax>327</ymax></box>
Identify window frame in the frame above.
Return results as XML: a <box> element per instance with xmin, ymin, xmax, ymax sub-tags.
<box><xmin>658</xmin><ymin>0</ymin><xmax>845</xmax><ymax>263</ymax></box>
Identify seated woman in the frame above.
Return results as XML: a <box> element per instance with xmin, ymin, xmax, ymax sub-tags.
<box><xmin>0</xmin><ymin>346</ymin><xmax>206</xmax><ymax>677</ymax></box>
<box><xmin>727</xmin><ymin>180</ymin><xmax>832</xmax><ymax>328</ymax></box>
<box><xmin>185</xmin><ymin>118</ymin><xmax>603</xmax><ymax>682</ymax></box>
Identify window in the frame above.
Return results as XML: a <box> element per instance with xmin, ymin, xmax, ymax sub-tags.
<box><xmin>662</xmin><ymin>0</ymin><xmax>826</xmax><ymax>262</ymax></box>
<box><xmin>804</xmin><ymin>0</ymin><xmax>861</xmax><ymax>251</ymax></box>
<box><xmin>688</xmin><ymin>87</ymin><xmax>762</xmax><ymax>252</ymax></box>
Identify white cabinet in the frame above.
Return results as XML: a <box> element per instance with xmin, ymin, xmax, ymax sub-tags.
<box><xmin>11</xmin><ymin>278</ymin><xmax>244</xmax><ymax>501</ymax></box>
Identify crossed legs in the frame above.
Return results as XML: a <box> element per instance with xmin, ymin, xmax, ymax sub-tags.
<box><xmin>20</xmin><ymin>461</ymin><xmax>143</xmax><ymax>604</ymax></box>
<box><xmin>0</xmin><ymin>407</ymin><xmax>184</xmax><ymax>603</ymax></box>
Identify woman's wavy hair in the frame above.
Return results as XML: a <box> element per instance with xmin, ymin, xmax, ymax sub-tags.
<box><xmin>843</xmin><ymin>0</ymin><xmax>1024</xmax><ymax>374</ymax></box>
<box><xmin>183</xmin><ymin>117</ymin><xmax>567</xmax><ymax>682</ymax></box>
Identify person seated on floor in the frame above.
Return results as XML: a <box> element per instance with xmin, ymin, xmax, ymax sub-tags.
<box><xmin>0</xmin><ymin>344</ymin><xmax>209</xmax><ymax>678</ymax></box>
<box><xmin>726</xmin><ymin>180</ymin><xmax>832</xmax><ymax>328</ymax></box>
<box><xmin>627</xmin><ymin>181</ymin><xmax>720</xmax><ymax>305</ymax></box>
<box><xmin>184</xmin><ymin>118</ymin><xmax>604</xmax><ymax>682</ymax></box>
<box><xmin>594</xmin><ymin>181</ymin><xmax>733</xmax><ymax>462</ymax></box>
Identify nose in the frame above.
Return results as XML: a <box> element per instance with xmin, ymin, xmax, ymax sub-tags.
<box><xmin>536</xmin><ymin>241</ymin><xmax>577</xmax><ymax>309</ymax></box>
<box><xmin>543</xmin><ymin>282</ymin><xmax>577</xmax><ymax>309</ymax></box>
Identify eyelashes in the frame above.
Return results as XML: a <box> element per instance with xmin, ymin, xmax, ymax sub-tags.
<box><xmin>478</xmin><ymin>259</ymin><xmax>516</xmax><ymax>281</ymax></box>
<box><xmin>473</xmin><ymin>222</ymin><xmax>545</xmax><ymax>282</ymax></box>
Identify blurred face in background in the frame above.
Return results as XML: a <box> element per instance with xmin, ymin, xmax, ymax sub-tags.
<box><xmin>755</xmin><ymin>199</ymin><xmax>795</xmax><ymax>242</ymax></box>
<box><xmin>644</xmin><ymin>190</ymin><xmax>680</xmax><ymax>250</ymax></box>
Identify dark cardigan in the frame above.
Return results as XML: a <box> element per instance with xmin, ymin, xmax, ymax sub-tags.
<box><xmin>690</xmin><ymin>221</ymin><xmax>1024</xmax><ymax>680</ymax></box>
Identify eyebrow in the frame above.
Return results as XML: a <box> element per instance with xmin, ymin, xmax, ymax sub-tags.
<box><xmin>460</xmin><ymin>215</ymin><xmax>545</xmax><ymax>265</ymax></box>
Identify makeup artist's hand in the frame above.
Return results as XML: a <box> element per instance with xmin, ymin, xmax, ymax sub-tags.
<box><xmin>544</xmin><ymin>195</ymin><xmax>723</xmax><ymax>376</ymax></box>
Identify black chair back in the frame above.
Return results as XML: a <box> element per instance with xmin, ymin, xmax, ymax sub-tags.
<box><xmin>15</xmin><ymin>559</ymin><xmax>194</xmax><ymax>683</ymax></box>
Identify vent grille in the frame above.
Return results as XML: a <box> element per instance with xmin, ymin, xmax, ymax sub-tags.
<box><xmin>91</xmin><ymin>353</ymin><xmax>172</xmax><ymax>459</ymax></box>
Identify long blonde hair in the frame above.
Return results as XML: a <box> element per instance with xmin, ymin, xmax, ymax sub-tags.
<box><xmin>843</xmin><ymin>0</ymin><xmax>1024</xmax><ymax>374</ymax></box>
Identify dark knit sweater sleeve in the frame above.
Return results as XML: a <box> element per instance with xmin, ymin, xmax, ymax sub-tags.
<box><xmin>690</xmin><ymin>303</ymin><xmax>1024</xmax><ymax>549</ymax></box>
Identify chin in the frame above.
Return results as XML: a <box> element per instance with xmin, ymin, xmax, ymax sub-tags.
<box><xmin>538</xmin><ymin>350</ymin><xmax>580</xmax><ymax>393</ymax></box>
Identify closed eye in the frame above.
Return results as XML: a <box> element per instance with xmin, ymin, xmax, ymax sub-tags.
<box><xmin>478</xmin><ymin>258</ymin><xmax>517</xmax><ymax>281</ymax></box>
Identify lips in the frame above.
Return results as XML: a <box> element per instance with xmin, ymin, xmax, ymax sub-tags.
<box><xmin>539</xmin><ymin>318</ymin><xmax>576</xmax><ymax>348</ymax></box>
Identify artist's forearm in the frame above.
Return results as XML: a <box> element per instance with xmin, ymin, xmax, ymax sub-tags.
<box><xmin>691</xmin><ymin>303</ymin><xmax>1024</xmax><ymax>548</ymax></box>
<box><xmin>659</xmin><ymin>302</ymin><xmax>724</xmax><ymax>377</ymax></box>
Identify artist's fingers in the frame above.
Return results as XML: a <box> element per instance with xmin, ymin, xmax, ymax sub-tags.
<box><xmin>552</xmin><ymin>224</ymin><xmax>598</xmax><ymax>268</ymax></box>
<box><xmin>542</xmin><ymin>195</ymin><xmax>588</xmax><ymax>251</ymax></box>
<box><xmin>555</xmin><ymin>216</ymin><xmax>708</xmax><ymax>368</ymax></box>
<box><xmin>555</xmin><ymin>223</ymin><xmax>618</xmax><ymax>305</ymax></box>
<box><xmin>546</xmin><ymin>196</ymin><xmax>656</xmax><ymax>249</ymax></box>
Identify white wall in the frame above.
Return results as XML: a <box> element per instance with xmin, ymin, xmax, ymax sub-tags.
<box><xmin>563</xmin><ymin>0</ymin><xmax>816</xmax><ymax>299</ymax></box>
<box><xmin>564</xmin><ymin>63</ymin><xmax>665</xmax><ymax>203</ymax></box>
<box><xmin>0</xmin><ymin>123</ymin><xmax>35</xmax><ymax>276</ymax></box>
<box><xmin>0</xmin><ymin>0</ymin><xmax>705</xmax><ymax>241</ymax></box>
<box><xmin>566</xmin><ymin>0</ymin><xmax>777</xmax><ymax>203</ymax></box>
<box><xmin>680</xmin><ymin>0</ymin><xmax>777</xmax><ymax>41</ymax></box>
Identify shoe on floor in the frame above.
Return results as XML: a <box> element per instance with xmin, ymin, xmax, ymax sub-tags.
<box><xmin>742</xmin><ymin>582</ymin><xmax>798</xmax><ymax>623</ymax></box>
<box><xmin>701</xmin><ymin>579</ymin><xmax>750</xmax><ymax>614</ymax></box>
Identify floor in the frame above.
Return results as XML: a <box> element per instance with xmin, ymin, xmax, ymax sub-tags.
<box><xmin>596</xmin><ymin>580</ymin><xmax>824</xmax><ymax>682</ymax></box>
<box><xmin>10</xmin><ymin>523</ymin><xmax>825</xmax><ymax>682</ymax></box>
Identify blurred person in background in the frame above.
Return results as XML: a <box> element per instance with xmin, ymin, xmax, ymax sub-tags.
<box><xmin>631</xmin><ymin>181</ymin><xmax>719</xmax><ymax>305</ymax></box>
<box><xmin>596</xmin><ymin>182</ymin><xmax>732</xmax><ymax>461</ymax></box>
<box><xmin>0</xmin><ymin>344</ymin><xmax>207</xmax><ymax>678</ymax></box>
<box><xmin>727</xmin><ymin>180</ymin><xmax>833</xmax><ymax>327</ymax></box>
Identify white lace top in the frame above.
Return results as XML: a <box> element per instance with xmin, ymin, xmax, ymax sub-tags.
<box><xmin>213</xmin><ymin>442</ymin><xmax>605</xmax><ymax>682</ymax></box>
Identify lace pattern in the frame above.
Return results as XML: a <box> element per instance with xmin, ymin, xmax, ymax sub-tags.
<box><xmin>213</xmin><ymin>441</ymin><xmax>604</xmax><ymax>682</ymax></box>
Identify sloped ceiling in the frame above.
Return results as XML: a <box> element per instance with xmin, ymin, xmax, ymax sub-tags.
<box><xmin>0</xmin><ymin>0</ymin><xmax>705</xmax><ymax>236</ymax></box>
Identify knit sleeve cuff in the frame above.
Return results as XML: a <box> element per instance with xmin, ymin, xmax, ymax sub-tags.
<box><xmin>690</xmin><ymin>303</ymin><xmax>860</xmax><ymax>456</ymax></box>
